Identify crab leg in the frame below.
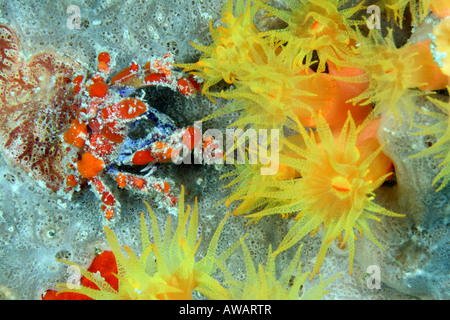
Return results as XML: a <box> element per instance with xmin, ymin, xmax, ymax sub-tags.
<box><xmin>89</xmin><ymin>175</ymin><xmax>120</xmax><ymax>220</ymax></box>
<box><xmin>107</xmin><ymin>167</ymin><xmax>178</xmax><ymax>207</ymax></box>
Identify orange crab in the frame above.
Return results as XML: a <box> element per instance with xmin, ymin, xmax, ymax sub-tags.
<box><xmin>62</xmin><ymin>52</ymin><xmax>205</xmax><ymax>221</ymax></box>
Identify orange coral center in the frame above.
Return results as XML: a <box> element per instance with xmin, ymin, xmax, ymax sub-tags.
<box><xmin>310</xmin><ymin>20</ymin><xmax>323</xmax><ymax>33</ymax></box>
<box><xmin>331</xmin><ymin>176</ymin><xmax>352</xmax><ymax>196</ymax></box>
<box><xmin>156</xmin><ymin>274</ymin><xmax>198</xmax><ymax>300</ymax></box>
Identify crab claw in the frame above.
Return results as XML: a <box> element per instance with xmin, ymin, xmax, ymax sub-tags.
<box><xmin>116</xmin><ymin>106</ymin><xmax>177</xmax><ymax>166</ymax></box>
<box><xmin>130</xmin><ymin>141</ymin><xmax>176</xmax><ymax>165</ymax></box>
<box><xmin>123</xmin><ymin>126</ymin><xmax>201</xmax><ymax>166</ymax></box>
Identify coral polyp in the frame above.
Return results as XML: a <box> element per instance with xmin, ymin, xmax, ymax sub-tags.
<box><xmin>45</xmin><ymin>187</ymin><xmax>237</xmax><ymax>300</ymax></box>
<box><xmin>382</xmin><ymin>0</ymin><xmax>430</xmax><ymax>27</ymax></box>
<box><xmin>350</xmin><ymin>29</ymin><xmax>448</xmax><ymax>124</ymax></box>
<box><xmin>180</xmin><ymin>0</ymin><xmax>261</xmax><ymax>97</ymax></box>
<box><xmin>255</xmin><ymin>0</ymin><xmax>364</xmax><ymax>72</ymax></box>
<box><xmin>180</xmin><ymin>0</ymin><xmax>318</xmax><ymax>135</ymax></box>
<box><xmin>411</xmin><ymin>95</ymin><xmax>450</xmax><ymax>192</ymax></box>
<box><xmin>212</xmin><ymin>240</ymin><xmax>340</xmax><ymax>300</ymax></box>
<box><xmin>242</xmin><ymin>114</ymin><xmax>404</xmax><ymax>277</ymax></box>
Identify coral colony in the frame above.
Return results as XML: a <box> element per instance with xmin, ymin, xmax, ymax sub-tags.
<box><xmin>0</xmin><ymin>0</ymin><xmax>449</xmax><ymax>300</ymax></box>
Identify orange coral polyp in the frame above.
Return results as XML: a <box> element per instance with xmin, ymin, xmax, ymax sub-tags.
<box><xmin>292</xmin><ymin>71</ymin><xmax>336</xmax><ymax>127</ymax></box>
<box><xmin>255</xmin><ymin>0</ymin><xmax>363</xmax><ymax>72</ymax></box>
<box><xmin>433</xmin><ymin>18</ymin><xmax>450</xmax><ymax>78</ymax></box>
<box><xmin>155</xmin><ymin>269</ymin><xmax>198</xmax><ymax>300</ymax></box>
<box><xmin>304</xmin><ymin>145</ymin><xmax>371</xmax><ymax>220</ymax></box>
<box><xmin>325</xmin><ymin>61</ymin><xmax>372</xmax><ymax>131</ymax></box>
<box><xmin>351</xmin><ymin>32</ymin><xmax>448</xmax><ymax>123</ymax></box>
<box><xmin>356</xmin><ymin>117</ymin><xmax>393</xmax><ymax>187</ymax></box>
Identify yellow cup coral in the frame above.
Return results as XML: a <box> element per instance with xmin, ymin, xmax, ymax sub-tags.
<box><xmin>255</xmin><ymin>0</ymin><xmax>365</xmax><ymax>72</ymax></box>
<box><xmin>180</xmin><ymin>0</ymin><xmax>261</xmax><ymax>97</ymax></box>
<box><xmin>350</xmin><ymin>29</ymin><xmax>448</xmax><ymax>125</ymax></box>
<box><xmin>180</xmin><ymin>0</ymin><xmax>321</xmax><ymax>135</ymax></box>
<box><xmin>242</xmin><ymin>113</ymin><xmax>404</xmax><ymax>278</ymax></box>
<box><xmin>180</xmin><ymin>0</ymin><xmax>376</xmax><ymax>138</ymax></box>
<box><xmin>382</xmin><ymin>0</ymin><xmax>430</xmax><ymax>27</ymax></box>
<box><xmin>54</xmin><ymin>186</ymin><xmax>238</xmax><ymax>300</ymax></box>
<box><xmin>220</xmin><ymin>150</ymin><xmax>300</xmax><ymax>219</ymax></box>
<box><xmin>410</xmin><ymin>94</ymin><xmax>450</xmax><ymax>192</ymax></box>
<box><xmin>212</xmin><ymin>240</ymin><xmax>340</xmax><ymax>300</ymax></box>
